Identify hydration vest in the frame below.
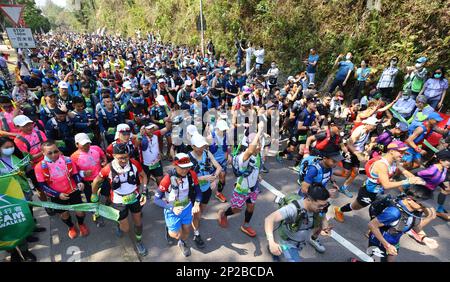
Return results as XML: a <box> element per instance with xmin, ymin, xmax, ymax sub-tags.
<box><xmin>315</xmin><ymin>127</ymin><xmax>339</xmax><ymax>151</ymax></box>
<box><xmin>16</xmin><ymin>130</ymin><xmax>45</xmax><ymax>152</ymax></box>
<box><xmin>41</xmin><ymin>156</ymin><xmax>73</xmax><ymax>184</ymax></box>
<box><xmin>110</xmin><ymin>161</ymin><xmax>139</xmax><ymax>190</ymax></box>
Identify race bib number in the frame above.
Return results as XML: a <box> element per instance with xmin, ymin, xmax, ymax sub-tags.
<box><xmin>122</xmin><ymin>193</ymin><xmax>138</xmax><ymax>205</ymax></box>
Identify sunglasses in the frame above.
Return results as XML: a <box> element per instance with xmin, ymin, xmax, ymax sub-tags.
<box><xmin>174</xmin><ymin>157</ymin><xmax>191</xmax><ymax>166</ymax></box>
<box><xmin>120</xmin><ymin>131</ymin><xmax>131</xmax><ymax>135</ymax></box>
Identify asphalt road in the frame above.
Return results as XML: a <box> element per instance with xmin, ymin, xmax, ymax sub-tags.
<box><xmin>3</xmin><ymin>157</ymin><xmax>449</xmax><ymax>262</ymax></box>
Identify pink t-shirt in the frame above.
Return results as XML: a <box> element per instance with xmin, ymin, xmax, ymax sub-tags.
<box><xmin>71</xmin><ymin>146</ymin><xmax>105</xmax><ymax>181</ymax></box>
<box><xmin>0</xmin><ymin>110</ymin><xmax>20</xmax><ymax>134</ymax></box>
<box><xmin>35</xmin><ymin>155</ymin><xmax>79</xmax><ymax>194</ymax></box>
<box><xmin>14</xmin><ymin>130</ymin><xmax>47</xmax><ymax>165</ymax></box>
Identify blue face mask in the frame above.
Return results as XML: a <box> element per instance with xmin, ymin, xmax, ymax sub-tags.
<box><xmin>1</xmin><ymin>147</ymin><xmax>14</xmax><ymax>156</ymax></box>
<box><xmin>44</xmin><ymin>156</ymin><xmax>53</xmax><ymax>163</ymax></box>
<box><xmin>434</xmin><ymin>73</ymin><xmax>442</xmax><ymax>79</ymax></box>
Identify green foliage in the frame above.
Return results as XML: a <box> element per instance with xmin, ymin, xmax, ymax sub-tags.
<box><xmin>11</xmin><ymin>0</ymin><xmax>51</xmax><ymax>32</ymax></box>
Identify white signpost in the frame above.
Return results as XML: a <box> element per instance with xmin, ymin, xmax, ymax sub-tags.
<box><xmin>5</xmin><ymin>28</ymin><xmax>36</xmax><ymax>48</ymax></box>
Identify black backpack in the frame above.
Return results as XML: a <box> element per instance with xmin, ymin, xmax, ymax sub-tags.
<box><xmin>369</xmin><ymin>194</ymin><xmax>396</xmax><ymax>219</ymax></box>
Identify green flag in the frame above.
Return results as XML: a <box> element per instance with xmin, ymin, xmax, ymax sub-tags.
<box><xmin>0</xmin><ymin>174</ymin><xmax>35</xmax><ymax>251</ymax></box>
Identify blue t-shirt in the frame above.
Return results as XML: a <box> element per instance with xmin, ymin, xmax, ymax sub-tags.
<box><xmin>356</xmin><ymin>67</ymin><xmax>371</xmax><ymax>82</ymax></box>
<box><xmin>307</xmin><ymin>54</ymin><xmax>319</xmax><ymax>73</ymax></box>
<box><xmin>336</xmin><ymin>61</ymin><xmax>354</xmax><ymax>80</ymax></box>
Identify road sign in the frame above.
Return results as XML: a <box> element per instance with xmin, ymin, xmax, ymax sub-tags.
<box><xmin>0</xmin><ymin>4</ymin><xmax>24</xmax><ymax>27</ymax></box>
<box><xmin>6</xmin><ymin>28</ymin><xmax>36</xmax><ymax>48</ymax></box>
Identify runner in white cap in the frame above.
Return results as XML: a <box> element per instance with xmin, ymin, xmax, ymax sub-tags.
<box><xmin>154</xmin><ymin>152</ymin><xmax>202</xmax><ymax>257</ymax></box>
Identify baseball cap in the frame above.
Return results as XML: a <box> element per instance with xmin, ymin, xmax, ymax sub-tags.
<box><xmin>173</xmin><ymin>153</ymin><xmax>193</xmax><ymax>168</ymax></box>
<box><xmin>142</xmin><ymin>79</ymin><xmax>150</xmax><ymax>85</ymax></box>
<box><xmin>191</xmin><ymin>134</ymin><xmax>208</xmax><ymax>148</ymax></box>
<box><xmin>145</xmin><ymin>123</ymin><xmax>159</xmax><ymax>130</ymax></box>
<box><xmin>287</xmin><ymin>76</ymin><xmax>294</xmax><ymax>82</ymax></box>
<box><xmin>44</xmin><ymin>91</ymin><xmax>57</xmax><ymax>97</ymax></box>
<box><xmin>158</xmin><ymin>78</ymin><xmax>166</xmax><ymax>83</ymax></box>
<box><xmin>216</xmin><ymin>120</ymin><xmax>230</xmax><ymax>131</ymax></box>
<box><xmin>185</xmin><ymin>80</ymin><xmax>193</xmax><ymax>86</ymax></box>
<box><xmin>241</xmin><ymin>100</ymin><xmax>252</xmax><ymax>106</ymax></box>
<box><xmin>416</xmin><ymin>56</ymin><xmax>427</xmax><ymax>64</ymax></box>
<box><xmin>155</xmin><ymin>95</ymin><xmax>167</xmax><ymax>106</ymax></box>
<box><xmin>242</xmin><ymin>86</ymin><xmax>252</xmax><ymax>94</ymax></box>
<box><xmin>395</xmin><ymin>121</ymin><xmax>409</xmax><ymax>132</ymax></box>
<box><xmin>113</xmin><ymin>143</ymin><xmax>130</xmax><ymax>155</ymax></box>
<box><xmin>123</xmin><ymin>81</ymin><xmax>132</xmax><ymax>89</ymax></box>
<box><xmin>58</xmin><ymin>81</ymin><xmax>69</xmax><ymax>89</ymax></box>
<box><xmin>363</xmin><ymin>116</ymin><xmax>379</xmax><ymax>126</ymax></box>
<box><xmin>387</xmin><ymin>140</ymin><xmax>408</xmax><ymax>151</ymax></box>
<box><xmin>32</xmin><ymin>69</ymin><xmax>40</xmax><ymax>75</ymax></box>
<box><xmin>427</xmin><ymin>112</ymin><xmax>443</xmax><ymax>122</ymax></box>
<box><xmin>324</xmin><ymin>151</ymin><xmax>345</xmax><ymax>162</ymax></box>
<box><xmin>117</xmin><ymin>123</ymin><xmax>131</xmax><ymax>133</ymax></box>
<box><xmin>13</xmin><ymin>115</ymin><xmax>33</xmax><ymax>127</ymax></box>
<box><xmin>436</xmin><ymin>150</ymin><xmax>450</xmax><ymax>161</ymax></box>
<box><xmin>200</xmin><ymin>76</ymin><xmax>207</xmax><ymax>82</ymax></box>
<box><xmin>74</xmin><ymin>133</ymin><xmax>91</xmax><ymax>145</ymax></box>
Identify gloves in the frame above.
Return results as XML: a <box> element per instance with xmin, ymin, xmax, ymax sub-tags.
<box><xmin>90</xmin><ymin>194</ymin><xmax>99</xmax><ymax>203</ymax></box>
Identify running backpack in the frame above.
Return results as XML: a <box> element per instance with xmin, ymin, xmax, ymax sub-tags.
<box><xmin>369</xmin><ymin>194</ymin><xmax>396</xmax><ymax>219</ymax></box>
<box><xmin>298</xmin><ymin>155</ymin><xmax>322</xmax><ymax>183</ymax></box>
<box><xmin>278</xmin><ymin>193</ymin><xmax>308</xmax><ymax>232</ymax></box>
<box><xmin>315</xmin><ymin>127</ymin><xmax>340</xmax><ymax>151</ymax></box>
<box><xmin>278</xmin><ymin>193</ymin><xmax>320</xmax><ymax>232</ymax></box>
<box><xmin>364</xmin><ymin>156</ymin><xmax>382</xmax><ymax>179</ymax></box>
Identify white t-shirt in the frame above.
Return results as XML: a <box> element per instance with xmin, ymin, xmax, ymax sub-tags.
<box><xmin>237</xmin><ymin>153</ymin><xmax>260</xmax><ymax>190</ymax></box>
<box><xmin>142</xmin><ymin>134</ymin><xmax>160</xmax><ymax>166</ymax></box>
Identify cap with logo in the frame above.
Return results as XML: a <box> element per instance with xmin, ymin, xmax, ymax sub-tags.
<box><xmin>13</xmin><ymin>115</ymin><xmax>33</xmax><ymax>127</ymax></box>
<box><xmin>173</xmin><ymin>153</ymin><xmax>193</xmax><ymax>168</ymax></box>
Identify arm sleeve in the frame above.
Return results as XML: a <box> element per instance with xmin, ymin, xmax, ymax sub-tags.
<box><xmin>38</xmin><ymin>182</ymin><xmax>60</xmax><ymax>198</ymax></box>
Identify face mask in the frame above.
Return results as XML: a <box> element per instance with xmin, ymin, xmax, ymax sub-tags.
<box><xmin>403</xmin><ymin>95</ymin><xmax>410</xmax><ymax>100</ymax></box>
<box><xmin>271</xmin><ymin>64</ymin><xmax>276</xmax><ymax>68</ymax></box>
<box><xmin>345</xmin><ymin>54</ymin><xmax>352</xmax><ymax>60</ymax></box>
<box><xmin>44</xmin><ymin>156</ymin><xmax>53</xmax><ymax>162</ymax></box>
<box><xmin>1</xmin><ymin>147</ymin><xmax>14</xmax><ymax>156</ymax></box>
<box><xmin>434</xmin><ymin>73</ymin><xmax>442</xmax><ymax>79</ymax></box>
<box><xmin>415</xmin><ymin>63</ymin><xmax>423</xmax><ymax>69</ymax></box>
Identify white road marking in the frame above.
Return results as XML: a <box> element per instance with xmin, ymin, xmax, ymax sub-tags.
<box><xmin>260</xmin><ymin>180</ymin><xmax>374</xmax><ymax>262</ymax></box>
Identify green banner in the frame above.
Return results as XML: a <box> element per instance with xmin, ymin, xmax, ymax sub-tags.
<box><xmin>0</xmin><ymin>175</ymin><xmax>35</xmax><ymax>251</ymax></box>
<box><xmin>0</xmin><ymin>166</ymin><xmax>120</xmax><ymax>250</ymax></box>
<box><xmin>27</xmin><ymin>201</ymin><xmax>120</xmax><ymax>222</ymax></box>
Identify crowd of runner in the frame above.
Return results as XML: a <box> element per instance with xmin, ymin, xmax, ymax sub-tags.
<box><xmin>0</xmin><ymin>31</ymin><xmax>449</xmax><ymax>262</ymax></box>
